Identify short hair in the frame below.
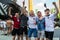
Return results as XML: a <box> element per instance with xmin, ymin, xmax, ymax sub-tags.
<box><xmin>37</xmin><ymin>11</ymin><xmax>41</xmax><ymax>13</ymax></box>
<box><xmin>45</xmin><ymin>9</ymin><xmax>50</xmax><ymax>12</ymax></box>
<box><xmin>11</xmin><ymin>12</ymin><xmax>19</xmax><ymax>16</ymax></box>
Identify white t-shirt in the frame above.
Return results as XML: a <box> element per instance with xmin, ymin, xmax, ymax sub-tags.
<box><xmin>45</xmin><ymin>13</ymin><xmax>56</xmax><ymax>32</ymax></box>
<box><xmin>0</xmin><ymin>21</ymin><xmax>6</xmax><ymax>28</ymax></box>
<box><xmin>28</xmin><ymin>16</ymin><xmax>37</xmax><ymax>29</ymax></box>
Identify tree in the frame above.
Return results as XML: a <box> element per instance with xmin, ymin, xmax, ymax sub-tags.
<box><xmin>51</xmin><ymin>8</ymin><xmax>55</xmax><ymax>13</ymax></box>
<box><xmin>58</xmin><ymin>12</ymin><xmax>60</xmax><ymax>19</ymax></box>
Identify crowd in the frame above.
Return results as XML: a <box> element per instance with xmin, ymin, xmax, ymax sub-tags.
<box><xmin>0</xmin><ymin>2</ymin><xmax>59</xmax><ymax>40</ymax></box>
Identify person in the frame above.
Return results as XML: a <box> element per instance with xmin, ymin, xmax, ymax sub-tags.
<box><xmin>0</xmin><ymin>20</ymin><xmax>7</xmax><ymax>34</ymax></box>
<box><xmin>9</xmin><ymin>12</ymin><xmax>21</xmax><ymax>40</ymax></box>
<box><xmin>45</xmin><ymin>2</ymin><xmax>59</xmax><ymax>40</ymax></box>
<box><xmin>20</xmin><ymin>10</ymin><xmax>28</xmax><ymax>40</ymax></box>
<box><xmin>8</xmin><ymin>7</ymin><xmax>21</xmax><ymax>40</ymax></box>
<box><xmin>28</xmin><ymin>10</ymin><xmax>38</xmax><ymax>40</ymax></box>
<box><xmin>6</xmin><ymin>18</ymin><xmax>13</xmax><ymax>35</ymax></box>
<box><xmin>0</xmin><ymin>19</ymin><xmax>4</xmax><ymax>30</ymax></box>
<box><xmin>36</xmin><ymin>11</ymin><xmax>45</xmax><ymax>40</ymax></box>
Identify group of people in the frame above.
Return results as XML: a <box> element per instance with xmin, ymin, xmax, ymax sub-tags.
<box><xmin>0</xmin><ymin>18</ymin><xmax>13</xmax><ymax>35</ymax></box>
<box><xmin>8</xmin><ymin>2</ymin><xmax>58</xmax><ymax>40</ymax></box>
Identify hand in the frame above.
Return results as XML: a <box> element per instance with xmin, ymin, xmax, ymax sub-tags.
<box><xmin>53</xmin><ymin>2</ymin><xmax>56</xmax><ymax>6</ymax></box>
<box><xmin>44</xmin><ymin>3</ymin><xmax>47</xmax><ymax>8</ymax></box>
<box><xmin>53</xmin><ymin>2</ymin><xmax>59</xmax><ymax>14</ymax></box>
<box><xmin>34</xmin><ymin>22</ymin><xmax>37</xmax><ymax>25</ymax></box>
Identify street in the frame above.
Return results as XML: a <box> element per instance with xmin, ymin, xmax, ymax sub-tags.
<box><xmin>0</xmin><ymin>28</ymin><xmax>60</xmax><ymax>40</ymax></box>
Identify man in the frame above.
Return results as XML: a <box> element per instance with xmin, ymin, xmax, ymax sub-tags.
<box><xmin>28</xmin><ymin>10</ymin><xmax>38</xmax><ymax>40</ymax></box>
<box><xmin>37</xmin><ymin>11</ymin><xmax>45</xmax><ymax>40</ymax></box>
<box><xmin>45</xmin><ymin>2</ymin><xmax>59</xmax><ymax>40</ymax></box>
<box><xmin>20</xmin><ymin>10</ymin><xmax>28</xmax><ymax>40</ymax></box>
<box><xmin>9</xmin><ymin>7</ymin><xmax>21</xmax><ymax>40</ymax></box>
<box><xmin>6</xmin><ymin>18</ymin><xmax>13</xmax><ymax>35</ymax></box>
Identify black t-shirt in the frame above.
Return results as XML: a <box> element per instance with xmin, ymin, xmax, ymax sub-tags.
<box><xmin>20</xmin><ymin>14</ymin><xmax>28</xmax><ymax>27</ymax></box>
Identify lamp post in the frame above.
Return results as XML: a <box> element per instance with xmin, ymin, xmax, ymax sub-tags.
<box><xmin>28</xmin><ymin>0</ymin><xmax>33</xmax><ymax>12</ymax></box>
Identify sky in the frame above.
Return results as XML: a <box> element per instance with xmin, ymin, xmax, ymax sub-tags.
<box><xmin>16</xmin><ymin>0</ymin><xmax>58</xmax><ymax>15</ymax></box>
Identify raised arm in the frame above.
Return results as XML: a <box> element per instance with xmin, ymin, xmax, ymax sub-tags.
<box><xmin>53</xmin><ymin>2</ymin><xmax>59</xmax><ymax>14</ymax></box>
<box><xmin>8</xmin><ymin>7</ymin><xmax>12</xmax><ymax>18</ymax></box>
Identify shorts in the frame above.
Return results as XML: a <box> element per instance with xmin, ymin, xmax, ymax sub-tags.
<box><xmin>28</xmin><ymin>28</ymin><xmax>38</xmax><ymax>38</ymax></box>
<box><xmin>20</xmin><ymin>26</ymin><xmax>28</xmax><ymax>35</ymax></box>
<box><xmin>38</xmin><ymin>30</ymin><xmax>45</xmax><ymax>38</ymax></box>
<box><xmin>45</xmin><ymin>31</ymin><xmax>54</xmax><ymax>40</ymax></box>
<box><xmin>12</xmin><ymin>28</ymin><xmax>21</xmax><ymax>36</ymax></box>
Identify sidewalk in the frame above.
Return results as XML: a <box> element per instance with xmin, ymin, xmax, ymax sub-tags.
<box><xmin>0</xmin><ymin>35</ymin><xmax>59</xmax><ymax>40</ymax></box>
<box><xmin>0</xmin><ymin>28</ymin><xmax>60</xmax><ymax>40</ymax></box>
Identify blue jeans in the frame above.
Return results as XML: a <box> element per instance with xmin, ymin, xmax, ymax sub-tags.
<box><xmin>28</xmin><ymin>28</ymin><xmax>38</xmax><ymax>38</ymax></box>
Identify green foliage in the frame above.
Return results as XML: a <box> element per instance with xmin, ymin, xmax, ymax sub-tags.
<box><xmin>35</xmin><ymin>9</ymin><xmax>38</xmax><ymax>13</ymax></box>
<box><xmin>51</xmin><ymin>8</ymin><xmax>55</xmax><ymax>13</ymax></box>
<box><xmin>57</xmin><ymin>12</ymin><xmax>60</xmax><ymax>19</ymax></box>
<box><xmin>51</xmin><ymin>8</ymin><xmax>60</xmax><ymax>19</ymax></box>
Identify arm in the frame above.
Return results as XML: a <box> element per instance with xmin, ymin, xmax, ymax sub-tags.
<box><xmin>44</xmin><ymin>3</ymin><xmax>47</xmax><ymax>9</ymax></box>
<box><xmin>53</xmin><ymin>2</ymin><xmax>59</xmax><ymax>15</ymax></box>
<box><xmin>8</xmin><ymin>7</ymin><xmax>12</xmax><ymax>18</ymax></box>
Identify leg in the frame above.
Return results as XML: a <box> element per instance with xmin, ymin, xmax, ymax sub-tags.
<box><xmin>17</xmin><ymin>35</ymin><xmax>20</xmax><ymax>40</ymax></box>
<box><xmin>26</xmin><ymin>35</ymin><xmax>28</xmax><ymax>40</ymax></box>
<box><xmin>28</xmin><ymin>38</ymin><xmax>31</xmax><ymax>40</ymax></box>
<box><xmin>35</xmin><ymin>38</ymin><xmax>38</xmax><ymax>40</ymax></box>
<box><xmin>12</xmin><ymin>29</ymin><xmax>16</xmax><ymax>40</ymax></box>
<box><xmin>46</xmin><ymin>38</ymin><xmax>49</xmax><ymax>40</ymax></box>
<box><xmin>42</xmin><ymin>38</ymin><xmax>44</xmax><ymax>40</ymax></box>
<box><xmin>20</xmin><ymin>27</ymin><xmax>23</xmax><ymax>40</ymax></box>
<box><xmin>28</xmin><ymin>28</ymin><xmax>33</xmax><ymax>40</ymax></box>
<box><xmin>9</xmin><ymin>27</ymin><xmax>12</xmax><ymax>34</ymax></box>
<box><xmin>33</xmin><ymin>29</ymin><xmax>38</xmax><ymax>40</ymax></box>
<box><xmin>38</xmin><ymin>38</ymin><xmax>40</xmax><ymax>40</ymax></box>
<box><xmin>41</xmin><ymin>31</ymin><xmax>45</xmax><ymax>40</ymax></box>
<box><xmin>20</xmin><ymin>35</ymin><xmax>23</xmax><ymax>40</ymax></box>
<box><xmin>24</xmin><ymin>26</ymin><xmax>28</xmax><ymax>40</ymax></box>
<box><xmin>38</xmin><ymin>31</ymin><xmax>41</xmax><ymax>40</ymax></box>
<box><xmin>49</xmin><ymin>32</ymin><xmax>54</xmax><ymax>40</ymax></box>
<box><xmin>17</xmin><ymin>30</ymin><xmax>21</xmax><ymax>40</ymax></box>
<box><xmin>12</xmin><ymin>36</ymin><xmax>16</xmax><ymax>40</ymax></box>
<box><xmin>45</xmin><ymin>31</ymin><xmax>49</xmax><ymax>40</ymax></box>
<box><xmin>7</xmin><ymin>27</ymin><xmax>10</xmax><ymax>34</ymax></box>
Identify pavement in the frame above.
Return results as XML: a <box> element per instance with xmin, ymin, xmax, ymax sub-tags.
<box><xmin>0</xmin><ymin>28</ymin><xmax>60</xmax><ymax>40</ymax></box>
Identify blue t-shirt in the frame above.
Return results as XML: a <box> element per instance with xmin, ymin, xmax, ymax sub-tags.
<box><xmin>36</xmin><ymin>17</ymin><xmax>45</xmax><ymax>31</ymax></box>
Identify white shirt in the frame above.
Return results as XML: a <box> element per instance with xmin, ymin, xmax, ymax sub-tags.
<box><xmin>0</xmin><ymin>21</ymin><xmax>6</xmax><ymax>28</ymax></box>
<box><xmin>45</xmin><ymin>13</ymin><xmax>56</xmax><ymax>31</ymax></box>
<box><xmin>28</xmin><ymin>16</ymin><xmax>37</xmax><ymax>29</ymax></box>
